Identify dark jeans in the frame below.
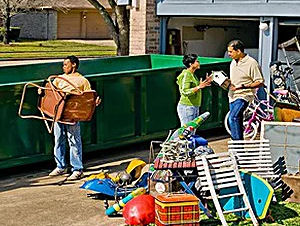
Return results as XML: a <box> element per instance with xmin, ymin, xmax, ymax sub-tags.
<box><xmin>228</xmin><ymin>99</ymin><xmax>249</xmax><ymax>140</ymax></box>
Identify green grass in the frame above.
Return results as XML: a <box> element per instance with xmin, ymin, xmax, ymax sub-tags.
<box><xmin>0</xmin><ymin>40</ymin><xmax>117</xmax><ymax>59</ymax></box>
<box><xmin>198</xmin><ymin>189</ymin><xmax>300</xmax><ymax>226</ymax></box>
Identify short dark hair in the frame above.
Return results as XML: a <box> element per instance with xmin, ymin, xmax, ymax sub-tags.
<box><xmin>183</xmin><ymin>54</ymin><xmax>198</xmax><ymax>68</ymax></box>
<box><xmin>227</xmin><ymin>40</ymin><xmax>245</xmax><ymax>53</ymax></box>
<box><xmin>65</xmin><ymin>55</ymin><xmax>79</xmax><ymax>69</ymax></box>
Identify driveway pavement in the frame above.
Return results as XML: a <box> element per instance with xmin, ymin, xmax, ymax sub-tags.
<box><xmin>0</xmin><ymin>136</ymin><xmax>229</xmax><ymax>226</ymax></box>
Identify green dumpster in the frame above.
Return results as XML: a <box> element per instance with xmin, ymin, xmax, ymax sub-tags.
<box><xmin>0</xmin><ymin>54</ymin><xmax>230</xmax><ymax>169</ymax></box>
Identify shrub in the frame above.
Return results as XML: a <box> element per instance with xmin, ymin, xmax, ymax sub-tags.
<box><xmin>0</xmin><ymin>27</ymin><xmax>21</xmax><ymax>41</ymax></box>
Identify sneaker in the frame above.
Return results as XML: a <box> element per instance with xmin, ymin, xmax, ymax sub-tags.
<box><xmin>49</xmin><ymin>167</ymin><xmax>67</xmax><ymax>176</ymax></box>
<box><xmin>67</xmin><ymin>171</ymin><xmax>83</xmax><ymax>181</ymax></box>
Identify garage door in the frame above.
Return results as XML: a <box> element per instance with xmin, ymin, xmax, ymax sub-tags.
<box><xmin>57</xmin><ymin>10</ymin><xmax>111</xmax><ymax>39</ymax></box>
<box><xmin>57</xmin><ymin>11</ymin><xmax>81</xmax><ymax>39</ymax></box>
<box><xmin>86</xmin><ymin>12</ymin><xmax>111</xmax><ymax>39</ymax></box>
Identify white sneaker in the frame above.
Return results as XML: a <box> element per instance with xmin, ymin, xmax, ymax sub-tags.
<box><xmin>49</xmin><ymin>167</ymin><xmax>67</xmax><ymax>176</ymax></box>
<box><xmin>67</xmin><ymin>171</ymin><xmax>83</xmax><ymax>181</ymax></box>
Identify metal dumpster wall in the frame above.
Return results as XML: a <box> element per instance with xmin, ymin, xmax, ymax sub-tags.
<box><xmin>0</xmin><ymin>55</ymin><xmax>230</xmax><ymax>169</ymax></box>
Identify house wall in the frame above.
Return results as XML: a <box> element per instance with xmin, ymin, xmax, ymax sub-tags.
<box><xmin>11</xmin><ymin>10</ymin><xmax>57</xmax><ymax>40</ymax></box>
<box><xmin>129</xmin><ymin>0</ymin><xmax>160</xmax><ymax>55</ymax></box>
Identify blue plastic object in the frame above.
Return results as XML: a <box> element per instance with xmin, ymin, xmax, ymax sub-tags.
<box><xmin>80</xmin><ymin>172</ymin><xmax>150</xmax><ymax>198</ymax></box>
<box><xmin>219</xmin><ymin>170</ymin><xmax>274</xmax><ymax>219</ymax></box>
<box><xmin>188</xmin><ymin>135</ymin><xmax>208</xmax><ymax>149</ymax></box>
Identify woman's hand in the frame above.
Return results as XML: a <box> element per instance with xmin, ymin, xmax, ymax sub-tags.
<box><xmin>198</xmin><ymin>75</ymin><xmax>212</xmax><ymax>89</ymax></box>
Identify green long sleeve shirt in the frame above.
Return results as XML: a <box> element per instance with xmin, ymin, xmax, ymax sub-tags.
<box><xmin>177</xmin><ymin>69</ymin><xmax>202</xmax><ymax>107</ymax></box>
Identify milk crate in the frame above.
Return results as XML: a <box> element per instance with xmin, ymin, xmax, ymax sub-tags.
<box><xmin>155</xmin><ymin>193</ymin><xmax>200</xmax><ymax>226</ymax></box>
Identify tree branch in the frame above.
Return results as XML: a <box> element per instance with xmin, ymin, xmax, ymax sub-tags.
<box><xmin>86</xmin><ymin>0</ymin><xmax>118</xmax><ymax>35</ymax></box>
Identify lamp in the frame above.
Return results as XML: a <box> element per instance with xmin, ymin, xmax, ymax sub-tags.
<box><xmin>259</xmin><ymin>22</ymin><xmax>269</xmax><ymax>31</ymax></box>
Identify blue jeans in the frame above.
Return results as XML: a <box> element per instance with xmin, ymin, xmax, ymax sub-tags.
<box><xmin>228</xmin><ymin>99</ymin><xmax>249</xmax><ymax>140</ymax></box>
<box><xmin>53</xmin><ymin>122</ymin><xmax>83</xmax><ymax>171</ymax></box>
<box><xmin>177</xmin><ymin>103</ymin><xmax>200</xmax><ymax>126</ymax></box>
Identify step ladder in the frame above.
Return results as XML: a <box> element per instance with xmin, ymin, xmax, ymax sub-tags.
<box><xmin>195</xmin><ymin>152</ymin><xmax>258</xmax><ymax>226</ymax></box>
<box><xmin>228</xmin><ymin>139</ymin><xmax>278</xmax><ymax>182</ymax></box>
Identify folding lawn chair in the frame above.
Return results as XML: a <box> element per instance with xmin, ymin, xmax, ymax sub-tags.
<box><xmin>18</xmin><ymin>75</ymin><xmax>98</xmax><ymax>133</ymax></box>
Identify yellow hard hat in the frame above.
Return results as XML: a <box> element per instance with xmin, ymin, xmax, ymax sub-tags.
<box><xmin>125</xmin><ymin>159</ymin><xmax>146</xmax><ymax>180</ymax></box>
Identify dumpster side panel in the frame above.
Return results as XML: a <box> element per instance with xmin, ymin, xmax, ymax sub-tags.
<box><xmin>0</xmin><ymin>63</ymin><xmax>62</xmax><ymax>84</ymax></box>
<box><xmin>145</xmin><ymin>68</ymin><xmax>179</xmax><ymax>133</ymax></box>
<box><xmin>0</xmin><ymin>85</ymin><xmax>53</xmax><ymax>169</ymax></box>
<box><xmin>100</xmin><ymin>76</ymin><xmax>136</xmax><ymax>141</ymax></box>
<box><xmin>0</xmin><ymin>55</ymin><xmax>230</xmax><ymax>169</ymax></box>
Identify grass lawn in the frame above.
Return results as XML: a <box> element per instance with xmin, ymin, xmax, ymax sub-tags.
<box><xmin>198</xmin><ymin>189</ymin><xmax>300</xmax><ymax>225</ymax></box>
<box><xmin>0</xmin><ymin>40</ymin><xmax>116</xmax><ymax>59</ymax></box>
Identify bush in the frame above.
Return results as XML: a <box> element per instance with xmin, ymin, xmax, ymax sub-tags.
<box><xmin>0</xmin><ymin>27</ymin><xmax>21</xmax><ymax>41</ymax></box>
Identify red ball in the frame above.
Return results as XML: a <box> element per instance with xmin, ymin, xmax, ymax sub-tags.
<box><xmin>123</xmin><ymin>194</ymin><xmax>155</xmax><ymax>225</ymax></box>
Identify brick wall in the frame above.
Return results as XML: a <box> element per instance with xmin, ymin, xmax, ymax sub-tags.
<box><xmin>11</xmin><ymin>10</ymin><xmax>57</xmax><ymax>40</ymax></box>
<box><xmin>129</xmin><ymin>0</ymin><xmax>160</xmax><ymax>55</ymax></box>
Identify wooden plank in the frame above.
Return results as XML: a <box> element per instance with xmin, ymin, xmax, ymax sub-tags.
<box><xmin>173</xmin><ymin>162</ymin><xmax>178</xmax><ymax>168</ymax></box>
<box><xmin>158</xmin><ymin>161</ymin><xmax>164</xmax><ymax>169</ymax></box>
<box><xmin>233</xmin><ymin>153</ymin><xmax>271</xmax><ymax>157</ymax></box>
<box><xmin>223</xmin><ymin>207</ymin><xmax>249</xmax><ymax>214</ymax></box>
<box><xmin>228</xmin><ymin>143</ymin><xmax>269</xmax><ymax>148</ymax></box>
<box><xmin>237</xmin><ymin>163</ymin><xmax>273</xmax><ymax>168</ymax></box>
<box><xmin>239</xmin><ymin>167</ymin><xmax>274</xmax><ymax>172</ymax></box>
<box><xmin>163</xmin><ymin>162</ymin><xmax>168</xmax><ymax>168</ymax></box>
<box><xmin>154</xmin><ymin>159</ymin><xmax>160</xmax><ymax>169</ymax></box>
<box><xmin>231</xmin><ymin>155</ymin><xmax>259</xmax><ymax>226</ymax></box>
<box><xmin>191</xmin><ymin>161</ymin><xmax>196</xmax><ymax>168</ymax></box>
<box><xmin>238</xmin><ymin>159</ymin><xmax>272</xmax><ymax>164</ymax></box>
<box><xmin>178</xmin><ymin>161</ymin><xmax>183</xmax><ymax>168</ymax></box>
<box><xmin>229</xmin><ymin>147</ymin><xmax>270</xmax><ymax>152</ymax></box>
<box><xmin>201</xmin><ymin>155</ymin><xmax>229</xmax><ymax>226</ymax></box>
<box><xmin>199</xmin><ymin>177</ymin><xmax>238</xmax><ymax>187</ymax></box>
<box><xmin>198</xmin><ymin>171</ymin><xmax>236</xmax><ymax>182</ymax></box>
<box><xmin>198</xmin><ymin>172</ymin><xmax>237</xmax><ymax>183</ymax></box>
<box><xmin>207</xmin><ymin>161</ymin><xmax>234</xmax><ymax>169</ymax></box>
<box><xmin>218</xmin><ymin>192</ymin><xmax>243</xmax><ymax>199</ymax></box>
<box><xmin>206</xmin><ymin>157</ymin><xmax>232</xmax><ymax>164</ymax></box>
<box><xmin>198</xmin><ymin>167</ymin><xmax>234</xmax><ymax>176</ymax></box>
<box><xmin>228</xmin><ymin>139</ymin><xmax>269</xmax><ymax>144</ymax></box>
<box><xmin>196</xmin><ymin>152</ymin><xmax>229</xmax><ymax>161</ymax></box>
<box><xmin>213</xmin><ymin>182</ymin><xmax>239</xmax><ymax>190</ymax></box>
<box><xmin>186</xmin><ymin>161</ymin><xmax>191</xmax><ymax>168</ymax></box>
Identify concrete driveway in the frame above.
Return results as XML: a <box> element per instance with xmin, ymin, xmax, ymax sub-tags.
<box><xmin>0</xmin><ymin>136</ymin><xmax>229</xmax><ymax>226</ymax></box>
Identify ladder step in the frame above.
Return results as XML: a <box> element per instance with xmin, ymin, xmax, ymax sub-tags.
<box><xmin>218</xmin><ymin>192</ymin><xmax>243</xmax><ymax>199</ymax></box>
<box><xmin>223</xmin><ymin>207</ymin><xmax>249</xmax><ymax>214</ymax></box>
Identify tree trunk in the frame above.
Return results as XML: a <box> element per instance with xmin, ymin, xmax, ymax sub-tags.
<box><xmin>115</xmin><ymin>6</ymin><xmax>129</xmax><ymax>56</ymax></box>
<box><xmin>3</xmin><ymin>8</ymin><xmax>11</xmax><ymax>45</ymax></box>
<box><xmin>86</xmin><ymin>0</ymin><xmax>130</xmax><ymax>56</ymax></box>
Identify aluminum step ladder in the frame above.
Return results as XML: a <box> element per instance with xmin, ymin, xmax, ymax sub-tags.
<box><xmin>195</xmin><ymin>152</ymin><xmax>258</xmax><ymax>226</ymax></box>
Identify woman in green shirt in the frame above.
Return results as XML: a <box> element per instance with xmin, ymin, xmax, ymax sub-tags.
<box><xmin>177</xmin><ymin>54</ymin><xmax>212</xmax><ymax>126</ymax></box>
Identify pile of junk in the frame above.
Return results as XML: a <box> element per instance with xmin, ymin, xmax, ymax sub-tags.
<box><xmin>80</xmin><ymin>111</ymin><xmax>280</xmax><ymax>226</ymax></box>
